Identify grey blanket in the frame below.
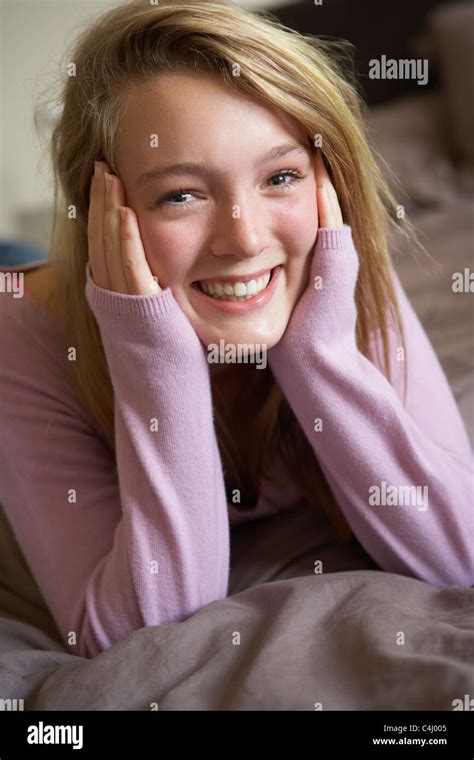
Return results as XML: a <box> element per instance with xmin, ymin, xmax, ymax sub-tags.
<box><xmin>1</xmin><ymin>502</ymin><xmax>473</xmax><ymax>711</ymax></box>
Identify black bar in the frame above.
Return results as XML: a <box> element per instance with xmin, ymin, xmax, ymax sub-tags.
<box><xmin>0</xmin><ymin>710</ymin><xmax>473</xmax><ymax>757</ymax></box>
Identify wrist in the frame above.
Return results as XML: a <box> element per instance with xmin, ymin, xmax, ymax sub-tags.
<box><xmin>316</xmin><ymin>224</ymin><xmax>353</xmax><ymax>251</ymax></box>
<box><xmin>85</xmin><ymin>262</ymin><xmax>177</xmax><ymax>320</ymax></box>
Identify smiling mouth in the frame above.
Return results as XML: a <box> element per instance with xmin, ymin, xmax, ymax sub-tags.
<box><xmin>193</xmin><ymin>267</ymin><xmax>278</xmax><ymax>301</ymax></box>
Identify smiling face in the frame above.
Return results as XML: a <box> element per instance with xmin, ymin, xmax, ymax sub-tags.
<box><xmin>115</xmin><ymin>71</ymin><xmax>318</xmax><ymax>354</ymax></box>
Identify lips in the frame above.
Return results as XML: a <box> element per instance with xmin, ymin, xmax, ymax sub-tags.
<box><xmin>197</xmin><ymin>271</ymin><xmax>272</xmax><ymax>300</ymax></box>
<box><xmin>195</xmin><ymin>266</ymin><xmax>274</xmax><ymax>286</ymax></box>
<box><xmin>191</xmin><ymin>264</ymin><xmax>283</xmax><ymax>313</ymax></box>
<box><xmin>193</xmin><ymin>265</ymin><xmax>281</xmax><ymax>299</ymax></box>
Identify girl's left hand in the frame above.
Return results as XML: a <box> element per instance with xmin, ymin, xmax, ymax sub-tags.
<box><xmin>314</xmin><ymin>149</ymin><xmax>344</xmax><ymax>230</ymax></box>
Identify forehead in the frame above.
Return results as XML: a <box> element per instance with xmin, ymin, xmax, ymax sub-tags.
<box><xmin>116</xmin><ymin>72</ymin><xmax>308</xmax><ymax>163</ymax></box>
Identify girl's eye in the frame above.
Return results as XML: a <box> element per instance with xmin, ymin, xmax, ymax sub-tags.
<box><xmin>153</xmin><ymin>168</ymin><xmax>305</xmax><ymax>209</ymax></box>
<box><xmin>154</xmin><ymin>188</ymin><xmax>193</xmax><ymax>208</ymax></box>
<box><xmin>266</xmin><ymin>169</ymin><xmax>304</xmax><ymax>188</ymax></box>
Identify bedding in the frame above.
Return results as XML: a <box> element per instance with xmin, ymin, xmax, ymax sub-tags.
<box><xmin>1</xmin><ymin>501</ymin><xmax>473</xmax><ymax>711</ymax></box>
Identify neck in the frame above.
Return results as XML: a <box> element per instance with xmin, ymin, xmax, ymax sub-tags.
<box><xmin>210</xmin><ymin>362</ymin><xmax>270</xmax><ymax>415</ymax></box>
<box><xmin>210</xmin><ymin>362</ymin><xmax>247</xmax><ymax>406</ymax></box>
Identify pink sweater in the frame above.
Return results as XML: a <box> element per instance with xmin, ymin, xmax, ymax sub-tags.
<box><xmin>0</xmin><ymin>225</ymin><xmax>472</xmax><ymax>659</ymax></box>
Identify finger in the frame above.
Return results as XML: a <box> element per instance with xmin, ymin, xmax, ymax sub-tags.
<box><xmin>315</xmin><ymin>150</ymin><xmax>343</xmax><ymax>228</ymax></box>
<box><xmin>88</xmin><ymin>162</ymin><xmax>110</xmax><ymax>289</ymax></box>
<box><xmin>325</xmin><ymin>182</ymin><xmax>344</xmax><ymax>227</ymax></box>
<box><xmin>119</xmin><ymin>206</ymin><xmax>162</xmax><ymax>295</ymax></box>
<box><xmin>314</xmin><ymin>148</ymin><xmax>331</xmax><ymax>189</ymax></box>
<box><xmin>313</xmin><ymin>149</ymin><xmax>321</xmax><ymax>229</ymax></box>
<box><xmin>103</xmin><ymin>172</ymin><xmax>129</xmax><ymax>293</ymax></box>
<box><xmin>316</xmin><ymin>184</ymin><xmax>334</xmax><ymax>228</ymax></box>
<box><xmin>314</xmin><ymin>151</ymin><xmax>333</xmax><ymax>227</ymax></box>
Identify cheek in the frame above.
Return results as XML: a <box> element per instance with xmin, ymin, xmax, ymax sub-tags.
<box><xmin>138</xmin><ymin>215</ymin><xmax>199</xmax><ymax>284</ymax></box>
<box><xmin>272</xmin><ymin>189</ymin><xmax>318</xmax><ymax>262</ymax></box>
<box><xmin>291</xmin><ymin>186</ymin><xmax>318</xmax><ymax>237</ymax></box>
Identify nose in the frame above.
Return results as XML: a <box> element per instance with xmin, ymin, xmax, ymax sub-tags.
<box><xmin>209</xmin><ymin>196</ymin><xmax>270</xmax><ymax>261</ymax></box>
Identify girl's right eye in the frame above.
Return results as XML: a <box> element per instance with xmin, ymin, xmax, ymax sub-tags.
<box><xmin>154</xmin><ymin>188</ymin><xmax>194</xmax><ymax>208</ymax></box>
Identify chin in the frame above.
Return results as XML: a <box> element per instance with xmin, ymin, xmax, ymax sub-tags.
<box><xmin>178</xmin><ymin>287</ymin><xmax>292</xmax><ymax>356</ymax></box>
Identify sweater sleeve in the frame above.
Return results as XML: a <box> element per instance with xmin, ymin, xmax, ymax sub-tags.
<box><xmin>0</xmin><ymin>265</ymin><xmax>230</xmax><ymax>658</ymax></box>
<box><xmin>268</xmin><ymin>225</ymin><xmax>474</xmax><ymax>589</ymax></box>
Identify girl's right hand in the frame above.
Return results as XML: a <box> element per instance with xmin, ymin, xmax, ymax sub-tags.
<box><xmin>88</xmin><ymin>160</ymin><xmax>162</xmax><ymax>295</ymax></box>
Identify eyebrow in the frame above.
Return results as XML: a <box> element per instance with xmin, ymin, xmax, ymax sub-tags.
<box><xmin>134</xmin><ymin>142</ymin><xmax>309</xmax><ymax>189</ymax></box>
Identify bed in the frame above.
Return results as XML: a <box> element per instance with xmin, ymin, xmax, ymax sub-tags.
<box><xmin>0</xmin><ymin>499</ymin><xmax>473</xmax><ymax>710</ymax></box>
<box><xmin>0</xmin><ymin>1</ymin><xmax>473</xmax><ymax>711</ymax></box>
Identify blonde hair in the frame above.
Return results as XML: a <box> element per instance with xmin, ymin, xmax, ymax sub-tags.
<box><xmin>37</xmin><ymin>0</ymin><xmax>426</xmax><ymax>542</ymax></box>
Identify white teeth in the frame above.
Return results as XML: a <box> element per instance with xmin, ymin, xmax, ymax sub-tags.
<box><xmin>246</xmin><ymin>279</ymin><xmax>257</xmax><ymax>296</ymax></box>
<box><xmin>198</xmin><ymin>270</ymin><xmax>273</xmax><ymax>300</ymax></box>
<box><xmin>233</xmin><ymin>282</ymin><xmax>247</xmax><ymax>297</ymax></box>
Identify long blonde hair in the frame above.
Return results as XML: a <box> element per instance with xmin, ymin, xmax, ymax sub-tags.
<box><xmin>37</xmin><ymin>0</ymin><xmax>425</xmax><ymax>542</ymax></box>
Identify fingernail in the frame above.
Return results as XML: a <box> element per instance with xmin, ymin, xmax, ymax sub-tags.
<box><xmin>105</xmin><ymin>172</ymin><xmax>112</xmax><ymax>192</ymax></box>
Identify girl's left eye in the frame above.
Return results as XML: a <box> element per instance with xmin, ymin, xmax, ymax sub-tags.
<box><xmin>153</xmin><ymin>168</ymin><xmax>305</xmax><ymax>209</ymax></box>
<box><xmin>266</xmin><ymin>169</ymin><xmax>304</xmax><ymax>188</ymax></box>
